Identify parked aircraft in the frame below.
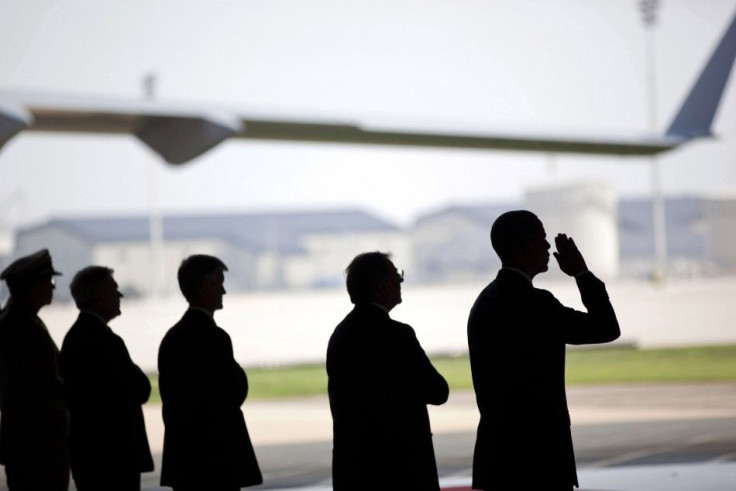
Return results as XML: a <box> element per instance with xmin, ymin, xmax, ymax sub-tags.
<box><xmin>0</xmin><ymin>11</ymin><xmax>734</xmax><ymax>165</ymax></box>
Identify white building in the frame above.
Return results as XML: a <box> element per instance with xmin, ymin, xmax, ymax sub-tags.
<box><xmin>526</xmin><ymin>182</ymin><xmax>619</xmax><ymax>279</ymax></box>
<box><xmin>704</xmin><ymin>193</ymin><xmax>736</xmax><ymax>272</ymax></box>
<box><xmin>412</xmin><ymin>194</ymin><xmax>713</xmax><ymax>282</ymax></box>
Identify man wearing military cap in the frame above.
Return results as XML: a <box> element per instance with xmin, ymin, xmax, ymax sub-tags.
<box><xmin>0</xmin><ymin>249</ymin><xmax>70</xmax><ymax>490</ymax></box>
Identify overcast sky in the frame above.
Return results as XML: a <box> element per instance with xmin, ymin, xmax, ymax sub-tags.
<box><xmin>1</xmin><ymin>0</ymin><xmax>735</xmax><ymax>236</ymax></box>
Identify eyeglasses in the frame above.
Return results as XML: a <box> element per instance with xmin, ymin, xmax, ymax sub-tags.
<box><xmin>397</xmin><ymin>269</ymin><xmax>404</xmax><ymax>283</ymax></box>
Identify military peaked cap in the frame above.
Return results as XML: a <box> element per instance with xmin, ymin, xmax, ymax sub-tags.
<box><xmin>0</xmin><ymin>249</ymin><xmax>62</xmax><ymax>282</ymax></box>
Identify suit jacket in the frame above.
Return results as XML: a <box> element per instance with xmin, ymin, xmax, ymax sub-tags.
<box><xmin>467</xmin><ymin>269</ymin><xmax>620</xmax><ymax>489</ymax></box>
<box><xmin>0</xmin><ymin>303</ymin><xmax>70</xmax><ymax>490</ymax></box>
<box><xmin>158</xmin><ymin>309</ymin><xmax>262</xmax><ymax>488</ymax></box>
<box><xmin>59</xmin><ymin>312</ymin><xmax>154</xmax><ymax>482</ymax></box>
<box><xmin>327</xmin><ymin>303</ymin><xmax>449</xmax><ymax>490</ymax></box>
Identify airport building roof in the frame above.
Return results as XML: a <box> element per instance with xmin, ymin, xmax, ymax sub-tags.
<box><xmin>16</xmin><ymin>209</ymin><xmax>400</xmax><ymax>254</ymax></box>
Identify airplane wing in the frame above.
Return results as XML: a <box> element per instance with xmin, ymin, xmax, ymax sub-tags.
<box><xmin>0</xmin><ymin>10</ymin><xmax>734</xmax><ymax>165</ymax></box>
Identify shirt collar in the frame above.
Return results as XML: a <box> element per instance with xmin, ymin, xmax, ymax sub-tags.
<box><xmin>81</xmin><ymin>310</ymin><xmax>109</xmax><ymax>326</ymax></box>
<box><xmin>369</xmin><ymin>301</ymin><xmax>390</xmax><ymax>314</ymax></box>
<box><xmin>501</xmin><ymin>266</ymin><xmax>533</xmax><ymax>284</ymax></box>
<box><xmin>188</xmin><ymin>306</ymin><xmax>215</xmax><ymax>319</ymax></box>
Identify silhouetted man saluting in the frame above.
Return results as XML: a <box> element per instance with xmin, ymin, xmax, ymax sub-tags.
<box><xmin>327</xmin><ymin>252</ymin><xmax>449</xmax><ymax>490</ymax></box>
<box><xmin>60</xmin><ymin>266</ymin><xmax>153</xmax><ymax>491</ymax></box>
<box><xmin>158</xmin><ymin>255</ymin><xmax>262</xmax><ymax>491</ymax></box>
<box><xmin>468</xmin><ymin>211</ymin><xmax>620</xmax><ymax>491</ymax></box>
<box><xmin>0</xmin><ymin>249</ymin><xmax>69</xmax><ymax>490</ymax></box>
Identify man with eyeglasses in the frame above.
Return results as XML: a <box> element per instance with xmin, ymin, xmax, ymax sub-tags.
<box><xmin>327</xmin><ymin>251</ymin><xmax>449</xmax><ymax>490</ymax></box>
<box><xmin>0</xmin><ymin>249</ymin><xmax>70</xmax><ymax>490</ymax></box>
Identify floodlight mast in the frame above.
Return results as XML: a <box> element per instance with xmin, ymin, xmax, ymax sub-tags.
<box><xmin>640</xmin><ymin>0</ymin><xmax>668</xmax><ymax>281</ymax></box>
<box><xmin>144</xmin><ymin>72</ymin><xmax>166</xmax><ymax>299</ymax></box>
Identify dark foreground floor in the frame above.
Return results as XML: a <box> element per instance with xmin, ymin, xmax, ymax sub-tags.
<box><xmin>135</xmin><ymin>416</ymin><xmax>736</xmax><ymax>490</ymax></box>
<box><xmin>1</xmin><ymin>403</ymin><xmax>734</xmax><ymax>490</ymax></box>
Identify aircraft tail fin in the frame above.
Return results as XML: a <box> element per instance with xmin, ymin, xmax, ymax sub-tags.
<box><xmin>0</xmin><ymin>101</ymin><xmax>31</xmax><ymax>149</ymax></box>
<box><xmin>666</xmin><ymin>11</ymin><xmax>736</xmax><ymax>139</ymax></box>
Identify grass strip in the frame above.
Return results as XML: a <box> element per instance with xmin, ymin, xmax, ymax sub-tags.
<box><xmin>146</xmin><ymin>344</ymin><xmax>736</xmax><ymax>403</ymax></box>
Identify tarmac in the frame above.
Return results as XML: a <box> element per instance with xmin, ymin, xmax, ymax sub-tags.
<box><xmin>134</xmin><ymin>382</ymin><xmax>736</xmax><ymax>490</ymax></box>
<box><xmin>0</xmin><ymin>382</ymin><xmax>734</xmax><ymax>489</ymax></box>
<box><xmin>203</xmin><ymin>382</ymin><xmax>736</xmax><ymax>448</ymax></box>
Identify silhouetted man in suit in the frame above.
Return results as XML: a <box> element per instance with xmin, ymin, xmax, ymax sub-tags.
<box><xmin>467</xmin><ymin>211</ymin><xmax>620</xmax><ymax>490</ymax></box>
<box><xmin>327</xmin><ymin>251</ymin><xmax>449</xmax><ymax>490</ymax></box>
<box><xmin>59</xmin><ymin>266</ymin><xmax>153</xmax><ymax>491</ymax></box>
<box><xmin>158</xmin><ymin>255</ymin><xmax>262</xmax><ymax>491</ymax></box>
<box><xmin>0</xmin><ymin>249</ymin><xmax>69</xmax><ymax>490</ymax></box>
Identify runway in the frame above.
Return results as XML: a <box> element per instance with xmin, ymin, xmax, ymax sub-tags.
<box><xmin>0</xmin><ymin>383</ymin><xmax>732</xmax><ymax>490</ymax></box>
<box><xmin>188</xmin><ymin>416</ymin><xmax>736</xmax><ymax>490</ymax></box>
<box><xmin>142</xmin><ymin>382</ymin><xmax>736</xmax><ymax>490</ymax></box>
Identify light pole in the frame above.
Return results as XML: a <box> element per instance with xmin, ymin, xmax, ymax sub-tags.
<box><xmin>143</xmin><ymin>72</ymin><xmax>166</xmax><ymax>298</ymax></box>
<box><xmin>639</xmin><ymin>0</ymin><xmax>668</xmax><ymax>281</ymax></box>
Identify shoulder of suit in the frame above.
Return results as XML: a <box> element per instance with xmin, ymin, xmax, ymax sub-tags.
<box><xmin>65</xmin><ymin>316</ymin><xmax>118</xmax><ymax>350</ymax></box>
<box><xmin>74</xmin><ymin>312</ymin><xmax>104</xmax><ymax>328</ymax></box>
<box><xmin>167</xmin><ymin>311</ymin><xmax>225</xmax><ymax>340</ymax></box>
<box><xmin>62</xmin><ymin>319</ymin><xmax>88</xmax><ymax>346</ymax></box>
<box><xmin>0</xmin><ymin>305</ymin><xmax>32</xmax><ymax>327</ymax></box>
<box><xmin>176</xmin><ymin>309</ymin><xmax>215</xmax><ymax>327</ymax></box>
<box><xmin>526</xmin><ymin>284</ymin><xmax>558</xmax><ymax>304</ymax></box>
<box><xmin>472</xmin><ymin>278</ymin><xmax>513</xmax><ymax>305</ymax></box>
<box><xmin>5</xmin><ymin>310</ymin><xmax>48</xmax><ymax>334</ymax></box>
<box><xmin>380</xmin><ymin>318</ymin><xmax>414</xmax><ymax>343</ymax></box>
<box><xmin>69</xmin><ymin>314</ymin><xmax>114</xmax><ymax>337</ymax></box>
<box><xmin>531</xmin><ymin>284</ymin><xmax>555</xmax><ymax>295</ymax></box>
<box><xmin>390</xmin><ymin>317</ymin><xmax>413</xmax><ymax>331</ymax></box>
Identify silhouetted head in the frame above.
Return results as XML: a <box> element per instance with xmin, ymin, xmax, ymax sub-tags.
<box><xmin>70</xmin><ymin>266</ymin><xmax>122</xmax><ymax>322</ymax></box>
<box><xmin>491</xmin><ymin>210</ymin><xmax>551</xmax><ymax>278</ymax></box>
<box><xmin>345</xmin><ymin>251</ymin><xmax>403</xmax><ymax>311</ymax></box>
<box><xmin>178</xmin><ymin>254</ymin><xmax>228</xmax><ymax>312</ymax></box>
<box><xmin>1</xmin><ymin>249</ymin><xmax>61</xmax><ymax>312</ymax></box>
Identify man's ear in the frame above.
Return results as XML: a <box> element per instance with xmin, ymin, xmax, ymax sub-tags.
<box><xmin>510</xmin><ymin>247</ymin><xmax>526</xmax><ymax>264</ymax></box>
<box><xmin>374</xmin><ymin>277</ymin><xmax>388</xmax><ymax>298</ymax></box>
<box><xmin>91</xmin><ymin>288</ymin><xmax>103</xmax><ymax>304</ymax></box>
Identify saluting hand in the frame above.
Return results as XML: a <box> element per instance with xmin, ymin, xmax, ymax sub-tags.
<box><xmin>553</xmin><ymin>234</ymin><xmax>588</xmax><ymax>277</ymax></box>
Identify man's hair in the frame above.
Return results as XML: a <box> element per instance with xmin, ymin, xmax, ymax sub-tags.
<box><xmin>491</xmin><ymin>210</ymin><xmax>542</xmax><ymax>263</ymax></box>
<box><xmin>345</xmin><ymin>251</ymin><xmax>393</xmax><ymax>304</ymax></box>
<box><xmin>70</xmin><ymin>266</ymin><xmax>114</xmax><ymax>310</ymax></box>
<box><xmin>177</xmin><ymin>255</ymin><xmax>228</xmax><ymax>302</ymax></box>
